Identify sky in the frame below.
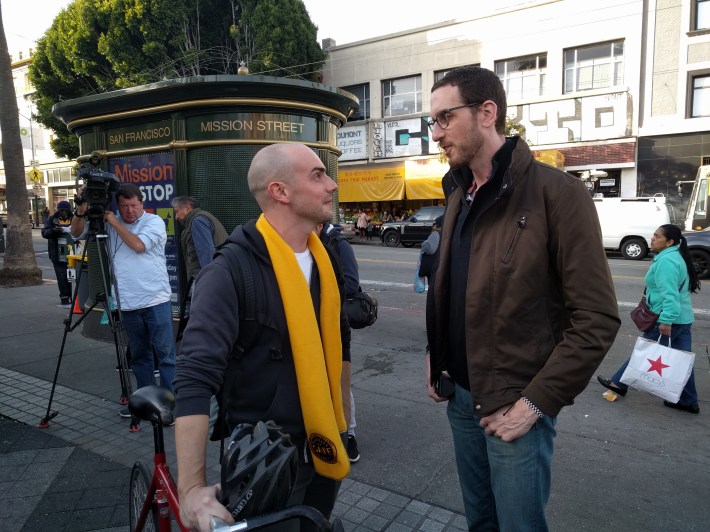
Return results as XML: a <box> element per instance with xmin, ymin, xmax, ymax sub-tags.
<box><xmin>2</xmin><ymin>1</ymin><xmax>524</xmax><ymax>55</ymax></box>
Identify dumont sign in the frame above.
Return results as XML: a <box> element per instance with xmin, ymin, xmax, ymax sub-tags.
<box><xmin>338</xmin><ymin>125</ymin><xmax>367</xmax><ymax>161</ymax></box>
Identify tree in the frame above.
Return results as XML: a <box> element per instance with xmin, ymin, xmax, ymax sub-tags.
<box><xmin>0</xmin><ymin>0</ymin><xmax>42</xmax><ymax>285</ymax></box>
<box><xmin>505</xmin><ymin>117</ymin><xmax>527</xmax><ymax>140</ymax></box>
<box><xmin>29</xmin><ymin>0</ymin><xmax>327</xmax><ymax>158</ymax></box>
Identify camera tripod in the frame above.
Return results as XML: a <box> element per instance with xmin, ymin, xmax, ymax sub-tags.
<box><xmin>39</xmin><ymin>221</ymin><xmax>137</xmax><ymax>430</ymax></box>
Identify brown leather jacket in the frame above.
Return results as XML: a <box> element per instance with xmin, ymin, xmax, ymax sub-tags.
<box><xmin>427</xmin><ymin>138</ymin><xmax>620</xmax><ymax>417</ymax></box>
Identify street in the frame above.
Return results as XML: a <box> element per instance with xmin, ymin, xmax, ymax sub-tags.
<box><xmin>11</xmin><ymin>230</ymin><xmax>710</xmax><ymax>530</ymax></box>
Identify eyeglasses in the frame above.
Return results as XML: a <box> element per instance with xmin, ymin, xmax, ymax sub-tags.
<box><xmin>427</xmin><ymin>102</ymin><xmax>483</xmax><ymax>131</ymax></box>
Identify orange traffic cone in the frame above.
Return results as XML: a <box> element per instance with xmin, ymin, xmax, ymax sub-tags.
<box><xmin>72</xmin><ymin>297</ymin><xmax>83</xmax><ymax>314</ymax></box>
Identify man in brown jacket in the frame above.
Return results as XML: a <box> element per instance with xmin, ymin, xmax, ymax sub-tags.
<box><xmin>425</xmin><ymin>66</ymin><xmax>620</xmax><ymax>531</ymax></box>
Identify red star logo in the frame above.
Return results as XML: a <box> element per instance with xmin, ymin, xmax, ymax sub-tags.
<box><xmin>646</xmin><ymin>356</ymin><xmax>670</xmax><ymax>376</ymax></box>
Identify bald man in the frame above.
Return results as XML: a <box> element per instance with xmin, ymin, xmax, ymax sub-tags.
<box><xmin>174</xmin><ymin>144</ymin><xmax>350</xmax><ymax>531</ymax></box>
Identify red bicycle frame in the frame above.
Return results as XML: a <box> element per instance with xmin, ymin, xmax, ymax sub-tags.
<box><xmin>133</xmin><ymin>428</ymin><xmax>187</xmax><ymax>532</ymax></box>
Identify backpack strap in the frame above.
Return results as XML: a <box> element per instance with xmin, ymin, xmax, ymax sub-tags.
<box><xmin>217</xmin><ymin>242</ymin><xmax>264</xmax><ymax>358</ymax></box>
<box><xmin>211</xmin><ymin>241</ymin><xmax>265</xmax><ymax>453</ymax></box>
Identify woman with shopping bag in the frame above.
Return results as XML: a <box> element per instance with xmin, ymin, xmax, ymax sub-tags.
<box><xmin>597</xmin><ymin>224</ymin><xmax>701</xmax><ymax>414</ymax></box>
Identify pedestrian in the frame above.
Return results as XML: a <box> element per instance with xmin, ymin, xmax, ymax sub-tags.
<box><xmin>319</xmin><ymin>221</ymin><xmax>361</xmax><ymax>463</ymax></box>
<box><xmin>417</xmin><ymin>215</ymin><xmax>442</xmax><ymax>284</ymax></box>
<box><xmin>171</xmin><ymin>195</ymin><xmax>229</xmax><ymax>433</ymax></box>
<box><xmin>174</xmin><ymin>144</ymin><xmax>350</xmax><ymax>532</ymax></box>
<box><xmin>171</xmin><ymin>196</ymin><xmax>228</xmax><ymax>283</ymax></box>
<box><xmin>425</xmin><ymin>66</ymin><xmax>620</xmax><ymax>531</ymax></box>
<box><xmin>598</xmin><ymin>224</ymin><xmax>701</xmax><ymax>413</ymax></box>
<box><xmin>71</xmin><ymin>184</ymin><xmax>176</xmax><ymax>416</ymax></box>
<box><xmin>41</xmin><ymin>206</ymin><xmax>50</xmax><ymax>224</ymax></box>
<box><xmin>356</xmin><ymin>209</ymin><xmax>368</xmax><ymax>239</ymax></box>
<box><xmin>41</xmin><ymin>200</ymin><xmax>74</xmax><ymax>308</ymax></box>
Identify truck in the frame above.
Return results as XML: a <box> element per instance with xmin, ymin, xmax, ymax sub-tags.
<box><xmin>593</xmin><ymin>195</ymin><xmax>670</xmax><ymax>260</ymax></box>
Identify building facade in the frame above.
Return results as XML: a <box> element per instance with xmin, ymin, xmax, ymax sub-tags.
<box><xmin>637</xmin><ymin>0</ymin><xmax>710</xmax><ymax>221</ymax></box>
<box><xmin>1</xmin><ymin>50</ymin><xmax>73</xmax><ymax>224</ymax></box>
<box><xmin>322</xmin><ymin>0</ymin><xmax>708</xmax><ymax>223</ymax></box>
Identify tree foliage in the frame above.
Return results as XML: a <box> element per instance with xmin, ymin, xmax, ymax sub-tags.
<box><xmin>505</xmin><ymin>117</ymin><xmax>527</xmax><ymax>140</ymax></box>
<box><xmin>29</xmin><ymin>0</ymin><xmax>326</xmax><ymax>159</ymax></box>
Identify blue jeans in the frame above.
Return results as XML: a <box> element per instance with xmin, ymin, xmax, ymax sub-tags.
<box><xmin>447</xmin><ymin>383</ymin><xmax>556</xmax><ymax>532</ymax></box>
<box><xmin>611</xmin><ymin>323</ymin><xmax>697</xmax><ymax>406</ymax></box>
<box><xmin>121</xmin><ymin>301</ymin><xmax>176</xmax><ymax>393</ymax></box>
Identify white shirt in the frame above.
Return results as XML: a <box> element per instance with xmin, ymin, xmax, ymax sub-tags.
<box><xmin>77</xmin><ymin>213</ymin><xmax>171</xmax><ymax>311</ymax></box>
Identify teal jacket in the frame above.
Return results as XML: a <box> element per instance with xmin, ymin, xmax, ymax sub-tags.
<box><xmin>645</xmin><ymin>246</ymin><xmax>694</xmax><ymax>325</ymax></box>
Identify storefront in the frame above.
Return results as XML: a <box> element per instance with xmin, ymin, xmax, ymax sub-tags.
<box><xmin>338</xmin><ymin>157</ymin><xmax>447</xmax><ymax>223</ymax></box>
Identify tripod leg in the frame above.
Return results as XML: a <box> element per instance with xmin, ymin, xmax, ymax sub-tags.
<box><xmin>96</xmin><ymin>235</ymin><xmax>134</xmax><ymax>402</ymax></box>
<box><xmin>38</xmin><ymin>330</ymin><xmax>69</xmax><ymax>428</ymax></box>
<box><xmin>95</xmin><ymin>235</ymin><xmax>141</xmax><ymax>432</ymax></box>
<box><xmin>39</xmin><ymin>237</ymin><xmax>94</xmax><ymax>428</ymax></box>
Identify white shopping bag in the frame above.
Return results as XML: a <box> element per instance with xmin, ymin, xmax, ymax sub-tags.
<box><xmin>620</xmin><ymin>337</ymin><xmax>695</xmax><ymax>403</ymax></box>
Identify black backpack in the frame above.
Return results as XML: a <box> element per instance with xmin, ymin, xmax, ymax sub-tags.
<box><xmin>175</xmin><ymin>240</ymin><xmax>267</xmax><ymax>444</ymax></box>
<box><xmin>209</xmin><ymin>241</ymin><xmax>265</xmax><ymax>443</ymax></box>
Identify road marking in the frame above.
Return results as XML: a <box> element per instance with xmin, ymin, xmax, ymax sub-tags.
<box><xmin>358</xmin><ymin>258</ymin><xmax>417</xmax><ymax>265</ymax></box>
<box><xmin>362</xmin><ymin>282</ymin><xmax>710</xmax><ymax>316</ymax></box>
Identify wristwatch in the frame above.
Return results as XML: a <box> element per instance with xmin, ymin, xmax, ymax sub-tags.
<box><xmin>73</xmin><ymin>208</ymin><xmax>85</xmax><ymax>218</ymax></box>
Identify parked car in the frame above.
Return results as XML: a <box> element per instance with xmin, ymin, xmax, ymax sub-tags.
<box><xmin>335</xmin><ymin>221</ymin><xmax>356</xmax><ymax>241</ymax></box>
<box><xmin>380</xmin><ymin>206</ymin><xmax>445</xmax><ymax>247</ymax></box>
<box><xmin>683</xmin><ymin>228</ymin><xmax>710</xmax><ymax>278</ymax></box>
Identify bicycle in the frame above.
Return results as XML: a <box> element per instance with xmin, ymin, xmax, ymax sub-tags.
<box><xmin>127</xmin><ymin>385</ymin><xmax>344</xmax><ymax>532</ymax></box>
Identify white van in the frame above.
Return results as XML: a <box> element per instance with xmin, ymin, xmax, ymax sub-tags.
<box><xmin>593</xmin><ymin>195</ymin><xmax>670</xmax><ymax>260</ymax></box>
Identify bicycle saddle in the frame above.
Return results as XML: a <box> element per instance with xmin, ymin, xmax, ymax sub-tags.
<box><xmin>128</xmin><ymin>385</ymin><xmax>175</xmax><ymax>425</ymax></box>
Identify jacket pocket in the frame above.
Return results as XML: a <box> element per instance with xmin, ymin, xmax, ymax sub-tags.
<box><xmin>502</xmin><ymin>216</ymin><xmax>528</xmax><ymax>264</ymax></box>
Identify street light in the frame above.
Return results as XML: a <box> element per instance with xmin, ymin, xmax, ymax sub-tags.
<box><xmin>17</xmin><ymin>110</ymin><xmax>38</xmax><ymax>167</ymax></box>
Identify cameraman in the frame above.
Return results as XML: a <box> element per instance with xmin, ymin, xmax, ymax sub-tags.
<box><xmin>72</xmin><ymin>183</ymin><xmax>176</xmax><ymax>418</ymax></box>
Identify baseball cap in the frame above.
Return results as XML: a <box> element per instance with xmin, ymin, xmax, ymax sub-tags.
<box><xmin>57</xmin><ymin>201</ymin><xmax>71</xmax><ymax>211</ymax></box>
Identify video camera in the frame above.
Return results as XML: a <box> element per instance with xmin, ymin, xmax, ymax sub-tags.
<box><xmin>75</xmin><ymin>154</ymin><xmax>121</xmax><ymax>230</ymax></box>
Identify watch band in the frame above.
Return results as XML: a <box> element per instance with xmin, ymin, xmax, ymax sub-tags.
<box><xmin>522</xmin><ymin>396</ymin><xmax>544</xmax><ymax>418</ymax></box>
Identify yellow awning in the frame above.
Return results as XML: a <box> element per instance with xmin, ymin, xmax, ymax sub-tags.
<box><xmin>337</xmin><ymin>165</ymin><xmax>405</xmax><ymax>202</ymax></box>
<box><xmin>404</xmin><ymin>159</ymin><xmax>449</xmax><ymax>200</ymax></box>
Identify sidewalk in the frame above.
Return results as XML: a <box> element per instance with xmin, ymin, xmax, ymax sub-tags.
<box><xmin>0</xmin><ymin>280</ymin><xmax>465</xmax><ymax>531</ymax></box>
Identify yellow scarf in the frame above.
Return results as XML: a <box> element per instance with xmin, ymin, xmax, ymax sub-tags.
<box><xmin>255</xmin><ymin>215</ymin><xmax>350</xmax><ymax>480</ymax></box>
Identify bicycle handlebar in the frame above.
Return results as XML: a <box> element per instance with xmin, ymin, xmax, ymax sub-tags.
<box><xmin>210</xmin><ymin>505</ymin><xmax>343</xmax><ymax>532</ymax></box>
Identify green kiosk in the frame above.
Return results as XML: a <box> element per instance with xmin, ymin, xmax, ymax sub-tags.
<box><xmin>53</xmin><ymin>75</ymin><xmax>359</xmax><ymax>340</ymax></box>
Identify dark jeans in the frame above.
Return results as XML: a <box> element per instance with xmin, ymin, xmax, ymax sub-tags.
<box><xmin>121</xmin><ymin>301</ymin><xmax>176</xmax><ymax>393</ymax></box>
<box><xmin>52</xmin><ymin>261</ymin><xmax>71</xmax><ymax>302</ymax></box>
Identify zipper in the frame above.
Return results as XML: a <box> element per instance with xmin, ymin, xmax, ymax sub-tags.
<box><xmin>502</xmin><ymin>216</ymin><xmax>527</xmax><ymax>264</ymax></box>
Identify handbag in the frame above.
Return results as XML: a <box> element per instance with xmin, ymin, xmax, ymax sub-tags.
<box><xmin>619</xmin><ymin>336</ymin><xmax>695</xmax><ymax>402</ymax></box>
<box><xmin>345</xmin><ymin>290</ymin><xmax>378</xmax><ymax>329</ymax></box>
<box><xmin>630</xmin><ymin>292</ymin><xmax>659</xmax><ymax>332</ymax></box>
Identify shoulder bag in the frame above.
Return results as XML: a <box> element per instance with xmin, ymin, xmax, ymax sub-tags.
<box><xmin>629</xmin><ymin>290</ymin><xmax>659</xmax><ymax>332</ymax></box>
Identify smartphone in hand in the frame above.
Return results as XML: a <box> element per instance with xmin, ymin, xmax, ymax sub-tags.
<box><xmin>435</xmin><ymin>372</ymin><xmax>456</xmax><ymax>398</ymax></box>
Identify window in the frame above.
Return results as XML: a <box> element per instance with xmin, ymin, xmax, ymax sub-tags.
<box><xmin>434</xmin><ymin>65</ymin><xmax>479</xmax><ymax>83</ymax></box>
<box><xmin>564</xmin><ymin>41</ymin><xmax>624</xmax><ymax>93</ymax></box>
<box><xmin>434</xmin><ymin>70</ymin><xmax>451</xmax><ymax>83</ymax></box>
<box><xmin>691</xmin><ymin>74</ymin><xmax>710</xmax><ymax>117</ymax></box>
<box><xmin>495</xmin><ymin>54</ymin><xmax>547</xmax><ymax>100</ymax></box>
<box><xmin>695</xmin><ymin>0</ymin><xmax>710</xmax><ymax>30</ymax></box>
<box><xmin>382</xmin><ymin>75</ymin><xmax>422</xmax><ymax>117</ymax></box>
<box><xmin>342</xmin><ymin>83</ymin><xmax>370</xmax><ymax>121</ymax></box>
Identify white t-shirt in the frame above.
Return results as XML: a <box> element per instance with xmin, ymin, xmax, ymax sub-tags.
<box><xmin>295</xmin><ymin>249</ymin><xmax>313</xmax><ymax>286</ymax></box>
<box><xmin>78</xmin><ymin>212</ymin><xmax>171</xmax><ymax>311</ymax></box>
